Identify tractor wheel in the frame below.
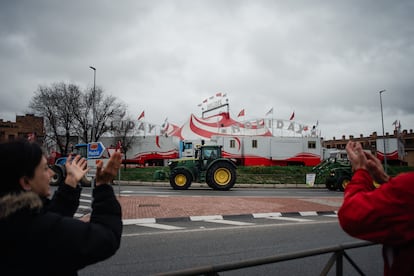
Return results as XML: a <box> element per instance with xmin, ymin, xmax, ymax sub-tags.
<box><xmin>325</xmin><ymin>177</ymin><xmax>336</xmax><ymax>191</ymax></box>
<box><xmin>206</xmin><ymin>162</ymin><xmax>236</xmax><ymax>191</ymax></box>
<box><xmin>169</xmin><ymin>169</ymin><xmax>192</xmax><ymax>190</ymax></box>
<box><xmin>50</xmin><ymin>165</ymin><xmax>65</xmax><ymax>186</ymax></box>
<box><xmin>338</xmin><ymin>176</ymin><xmax>351</xmax><ymax>192</ymax></box>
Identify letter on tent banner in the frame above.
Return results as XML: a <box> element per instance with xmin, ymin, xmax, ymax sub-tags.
<box><xmin>138</xmin><ymin>122</ymin><xmax>145</xmax><ymax>131</ymax></box>
<box><xmin>148</xmin><ymin>124</ymin><xmax>156</xmax><ymax>133</ymax></box>
<box><xmin>232</xmin><ymin>125</ymin><xmax>241</xmax><ymax>134</ymax></box>
<box><xmin>296</xmin><ymin>124</ymin><xmax>305</xmax><ymax>134</ymax></box>
<box><xmin>276</xmin><ymin>120</ymin><xmax>284</xmax><ymax>129</ymax></box>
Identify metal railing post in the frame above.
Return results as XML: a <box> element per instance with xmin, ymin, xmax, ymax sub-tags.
<box><xmin>336</xmin><ymin>251</ymin><xmax>343</xmax><ymax>276</ymax></box>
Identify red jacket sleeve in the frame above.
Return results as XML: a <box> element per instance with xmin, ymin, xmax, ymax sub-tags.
<box><xmin>338</xmin><ymin>170</ymin><xmax>414</xmax><ymax>245</ymax></box>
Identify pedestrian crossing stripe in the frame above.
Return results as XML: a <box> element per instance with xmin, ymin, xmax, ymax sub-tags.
<box><xmin>79</xmin><ymin>198</ymin><xmax>91</xmax><ymax>203</ymax></box>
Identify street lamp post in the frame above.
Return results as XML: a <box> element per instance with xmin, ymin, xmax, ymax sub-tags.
<box><xmin>379</xmin><ymin>89</ymin><xmax>387</xmax><ymax>173</ymax></box>
<box><xmin>89</xmin><ymin>66</ymin><xmax>96</xmax><ymax>142</ymax></box>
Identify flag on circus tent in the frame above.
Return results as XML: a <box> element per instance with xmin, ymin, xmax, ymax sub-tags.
<box><xmin>238</xmin><ymin>109</ymin><xmax>245</xmax><ymax>117</ymax></box>
<box><xmin>289</xmin><ymin>111</ymin><xmax>295</xmax><ymax>120</ymax></box>
<box><xmin>265</xmin><ymin>107</ymin><xmax>273</xmax><ymax>116</ymax></box>
<box><xmin>216</xmin><ymin>92</ymin><xmax>222</xmax><ymax>97</ymax></box>
<box><xmin>161</xmin><ymin>117</ymin><xmax>168</xmax><ymax>128</ymax></box>
<box><xmin>138</xmin><ymin>110</ymin><xmax>145</xmax><ymax>120</ymax></box>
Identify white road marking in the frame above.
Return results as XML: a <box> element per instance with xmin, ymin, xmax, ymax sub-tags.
<box><xmin>136</xmin><ymin>223</ymin><xmax>184</xmax><ymax>230</ymax></box>
<box><xmin>123</xmin><ymin>218</ymin><xmax>156</xmax><ymax>225</ymax></box>
<box><xmin>253</xmin><ymin>212</ymin><xmax>282</xmax><ymax>218</ymax></box>
<box><xmin>299</xmin><ymin>211</ymin><xmax>318</xmax><ymax>216</ymax></box>
<box><xmin>77</xmin><ymin>205</ymin><xmax>90</xmax><ymax>210</ymax></box>
<box><xmin>203</xmin><ymin>219</ymin><xmax>254</xmax><ymax>226</ymax></box>
<box><xmin>79</xmin><ymin>198</ymin><xmax>91</xmax><ymax>203</ymax></box>
<box><xmin>324</xmin><ymin>214</ymin><xmax>338</xmax><ymax>218</ymax></box>
<box><xmin>266</xmin><ymin>216</ymin><xmax>313</xmax><ymax>222</ymax></box>
<box><xmin>190</xmin><ymin>215</ymin><xmax>223</xmax><ymax>221</ymax></box>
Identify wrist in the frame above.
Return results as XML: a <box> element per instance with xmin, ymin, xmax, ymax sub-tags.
<box><xmin>64</xmin><ymin>175</ymin><xmax>78</xmax><ymax>188</ymax></box>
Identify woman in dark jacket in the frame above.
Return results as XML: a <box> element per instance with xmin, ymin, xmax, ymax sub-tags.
<box><xmin>0</xmin><ymin>139</ymin><xmax>123</xmax><ymax>276</ymax></box>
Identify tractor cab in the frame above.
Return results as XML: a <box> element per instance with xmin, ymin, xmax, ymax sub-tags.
<box><xmin>197</xmin><ymin>145</ymin><xmax>222</xmax><ymax>169</ymax></box>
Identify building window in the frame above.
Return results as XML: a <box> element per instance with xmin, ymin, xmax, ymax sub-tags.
<box><xmin>230</xmin><ymin>139</ymin><xmax>235</xmax><ymax>148</ymax></box>
<box><xmin>252</xmin><ymin>139</ymin><xmax>258</xmax><ymax>148</ymax></box>
<box><xmin>308</xmin><ymin>141</ymin><xmax>316</xmax><ymax>149</ymax></box>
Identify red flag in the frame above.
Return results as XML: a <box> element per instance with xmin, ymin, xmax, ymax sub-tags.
<box><xmin>216</xmin><ymin>92</ymin><xmax>222</xmax><ymax>97</ymax></box>
<box><xmin>238</xmin><ymin>109</ymin><xmax>245</xmax><ymax>117</ymax></box>
<box><xmin>138</xmin><ymin>111</ymin><xmax>145</xmax><ymax>120</ymax></box>
<box><xmin>289</xmin><ymin>111</ymin><xmax>295</xmax><ymax>120</ymax></box>
<box><xmin>203</xmin><ymin>98</ymin><xmax>207</xmax><ymax>103</ymax></box>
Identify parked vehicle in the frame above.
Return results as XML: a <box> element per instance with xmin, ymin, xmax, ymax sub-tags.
<box><xmin>50</xmin><ymin>142</ymin><xmax>110</xmax><ymax>186</ymax></box>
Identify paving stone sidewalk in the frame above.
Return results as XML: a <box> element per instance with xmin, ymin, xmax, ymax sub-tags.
<box><xmin>118</xmin><ymin>195</ymin><xmax>343</xmax><ymax>220</ymax></box>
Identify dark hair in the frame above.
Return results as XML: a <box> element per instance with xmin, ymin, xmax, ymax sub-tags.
<box><xmin>0</xmin><ymin>139</ymin><xmax>44</xmax><ymax>195</ymax></box>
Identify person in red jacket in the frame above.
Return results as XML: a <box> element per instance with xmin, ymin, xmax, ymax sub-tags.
<box><xmin>338</xmin><ymin>141</ymin><xmax>414</xmax><ymax>276</ymax></box>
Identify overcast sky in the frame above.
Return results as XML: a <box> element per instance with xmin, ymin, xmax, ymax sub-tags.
<box><xmin>1</xmin><ymin>0</ymin><xmax>413</xmax><ymax>140</ymax></box>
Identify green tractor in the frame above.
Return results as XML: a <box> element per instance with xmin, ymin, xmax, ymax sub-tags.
<box><xmin>312</xmin><ymin>150</ymin><xmax>352</xmax><ymax>191</ymax></box>
<box><xmin>167</xmin><ymin>144</ymin><xmax>237</xmax><ymax>191</ymax></box>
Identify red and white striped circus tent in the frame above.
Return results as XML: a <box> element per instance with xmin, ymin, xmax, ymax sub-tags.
<box><xmin>167</xmin><ymin>112</ymin><xmax>272</xmax><ymax>140</ymax></box>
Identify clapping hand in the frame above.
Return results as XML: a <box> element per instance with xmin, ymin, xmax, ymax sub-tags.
<box><xmin>95</xmin><ymin>152</ymin><xmax>122</xmax><ymax>186</ymax></box>
<box><xmin>65</xmin><ymin>155</ymin><xmax>89</xmax><ymax>188</ymax></box>
<box><xmin>346</xmin><ymin>141</ymin><xmax>390</xmax><ymax>184</ymax></box>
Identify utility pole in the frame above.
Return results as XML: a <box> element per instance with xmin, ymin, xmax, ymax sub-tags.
<box><xmin>89</xmin><ymin>66</ymin><xmax>96</xmax><ymax>142</ymax></box>
<box><xmin>379</xmin><ymin>89</ymin><xmax>387</xmax><ymax>173</ymax></box>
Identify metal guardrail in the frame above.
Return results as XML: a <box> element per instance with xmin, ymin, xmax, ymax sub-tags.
<box><xmin>155</xmin><ymin>241</ymin><xmax>375</xmax><ymax>276</ymax></box>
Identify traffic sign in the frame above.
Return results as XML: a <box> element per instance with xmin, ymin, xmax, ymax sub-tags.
<box><xmin>88</xmin><ymin>142</ymin><xmax>105</xmax><ymax>159</ymax></box>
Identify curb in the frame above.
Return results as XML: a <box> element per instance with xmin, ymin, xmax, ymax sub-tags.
<box><xmin>122</xmin><ymin>210</ymin><xmax>338</xmax><ymax>225</ymax></box>
<box><xmin>114</xmin><ymin>180</ymin><xmax>327</xmax><ymax>189</ymax></box>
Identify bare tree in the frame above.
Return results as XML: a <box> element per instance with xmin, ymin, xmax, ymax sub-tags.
<box><xmin>111</xmin><ymin>117</ymin><xmax>137</xmax><ymax>169</ymax></box>
<box><xmin>74</xmin><ymin>87</ymin><xmax>126</xmax><ymax>143</ymax></box>
<box><xmin>30</xmin><ymin>82</ymin><xmax>127</xmax><ymax>156</ymax></box>
<box><xmin>30</xmin><ymin>82</ymin><xmax>82</xmax><ymax>156</ymax></box>
<box><xmin>92</xmin><ymin>89</ymin><xmax>126</xmax><ymax>142</ymax></box>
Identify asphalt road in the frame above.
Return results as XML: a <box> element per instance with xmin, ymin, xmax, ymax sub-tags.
<box><xmin>78</xmin><ymin>212</ymin><xmax>382</xmax><ymax>275</ymax></box>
